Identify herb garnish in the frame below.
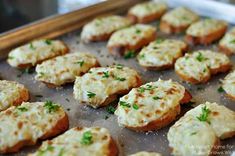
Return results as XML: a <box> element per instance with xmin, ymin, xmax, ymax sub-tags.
<box><xmin>217</xmin><ymin>86</ymin><xmax>225</xmax><ymax>93</ymax></box>
<box><xmin>196</xmin><ymin>52</ymin><xmax>206</xmax><ymax>62</ymax></box>
<box><xmin>114</xmin><ymin>76</ymin><xmax>126</xmax><ymax>81</ymax></box>
<box><xmin>124</xmin><ymin>50</ymin><xmax>135</xmax><ymax>59</ymax></box>
<box><xmin>76</xmin><ymin>60</ymin><xmax>84</xmax><ymax>67</ymax></box>
<box><xmin>135</xmin><ymin>29</ymin><xmax>141</xmax><ymax>34</ymax></box>
<box><xmin>191</xmin><ymin>132</ymin><xmax>197</xmax><ymax>135</ymax></box>
<box><xmin>106</xmin><ymin>106</ymin><xmax>116</xmax><ymax>114</ymax></box>
<box><xmin>230</xmin><ymin>39</ymin><xmax>235</xmax><ymax>44</ymax></box>
<box><xmin>155</xmin><ymin>38</ymin><xmax>164</xmax><ymax>44</ymax></box>
<box><xmin>44</xmin><ymin>100</ymin><xmax>60</xmax><ymax>113</ymax></box>
<box><xmin>30</xmin><ymin>43</ymin><xmax>36</xmax><ymax>50</ymax></box>
<box><xmin>132</xmin><ymin>104</ymin><xmax>139</xmax><ymax>110</ymax></box>
<box><xmin>119</xmin><ymin>101</ymin><xmax>131</xmax><ymax>108</ymax></box>
<box><xmin>17</xmin><ymin>106</ymin><xmax>28</xmax><ymax>112</ymax></box>
<box><xmin>81</xmin><ymin>131</ymin><xmax>93</xmax><ymax>145</ymax></box>
<box><xmin>138</xmin><ymin>84</ymin><xmax>156</xmax><ymax>93</ymax></box>
<box><xmin>45</xmin><ymin>39</ymin><xmax>52</xmax><ymax>45</ymax></box>
<box><xmin>116</xmin><ymin>64</ymin><xmax>123</xmax><ymax>69</ymax></box>
<box><xmin>102</xmin><ymin>71</ymin><xmax>109</xmax><ymax>78</ymax></box>
<box><xmin>153</xmin><ymin>96</ymin><xmax>160</xmax><ymax>100</ymax></box>
<box><xmin>87</xmin><ymin>91</ymin><xmax>96</xmax><ymax>98</ymax></box>
<box><xmin>196</xmin><ymin>106</ymin><xmax>211</xmax><ymax>123</ymax></box>
<box><xmin>139</xmin><ymin>54</ymin><xmax>145</xmax><ymax>59</ymax></box>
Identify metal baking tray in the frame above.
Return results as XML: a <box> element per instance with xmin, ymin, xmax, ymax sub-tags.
<box><xmin>1</xmin><ymin>0</ymin><xmax>235</xmax><ymax>155</ymax></box>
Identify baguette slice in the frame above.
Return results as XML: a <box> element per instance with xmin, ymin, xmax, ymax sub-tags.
<box><xmin>160</xmin><ymin>7</ymin><xmax>199</xmax><ymax>34</ymax></box>
<box><xmin>107</xmin><ymin>24</ymin><xmax>156</xmax><ymax>56</ymax></box>
<box><xmin>81</xmin><ymin>15</ymin><xmax>132</xmax><ymax>42</ymax></box>
<box><xmin>7</xmin><ymin>39</ymin><xmax>69</xmax><ymax>68</ymax></box>
<box><xmin>175</xmin><ymin>50</ymin><xmax>231</xmax><ymax>84</ymax></box>
<box><xmin>115</xmin><ymin>79</ymin><xmax>192</xmax><ymax>132</ymax></box>
<box><xmin>129</xmin><ymin>151</ymin><xmax>162</xmax><ymax>156</ymax></box>
<box><xmin>219</xmin><ymin>27</ymin><xmax>235</xmax><ymax>55</ymax></box>
<box><xmin>28</xmin><ymin>127</ymin><xmax>118</xmax><ymax>156</ymax></box>
<box><xmin>35</xmin><ymin>52</ymin><xmax>100</xmax><ymax>87</ymax></box>
<box><xmin>0</xmin><ymin>101</ymin><xmax>69</xmax><ymax>153</ymax></box>
<box><xmin>168</xmin><ymin>115</ymin><xmax>220</xmax><ymax>156</ymax></box>
<box><xmin>185</xmin><ymin>19</ymin><xmax>227</xmax><ymax>45</ymax></box>
<box><xmin>73</xmin><ymin>65</ymin><xmax>142</xmax><ymax>108</ymax></box>
<box><xmin>128</xmin><ymin>1</ymin><xmax>167</xmax><ymax>23</ymax></box>
<box><xmin>185</xmin><ymin>102</ymin><xmax>235</xmax><ymax>139</ymax></box>
<box><xmin>137</xmin><ymin>39</ymin><xmax>188</xmax><ymax>70</ymax></box>
<box><xmin>222</xmin><ymin>70</ymin><xmax>235</xmax><ymax>100</ymax></box>
<box><xmin>0</xmin><ymin>80</ymin><xmax>29</xmax><ymax>111</ymax></box>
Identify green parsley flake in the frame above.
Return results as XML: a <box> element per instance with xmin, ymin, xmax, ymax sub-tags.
<box><xmin>87</xmin><ymin>91</ymin><xmax>96</xmax><ymax>98</ymax></box>
<box><xmin>44</xmin><ymin>100</ymin><xmax>60</xmax><ymax>113</ymax></box>
<box><xmin>76</xmin><ymin>60</ymin><xmax>84</xmax><ymax>67</ymax></box>
<box><xmin>115</xmin><ymin>76</ymin><xmax>126</xmax><ymax>81</ymax></box>
<box><xmin>196</xmin><ymin>106</ymin><xmax>211</xmax><ymax>123</ymax></box>
<box><xmin>124</xmin><ymin>51</ymin><xmax>135</xmax><ymax>59</ymax></box>
<box><xmin>81</xmin><ymin>131</ymin><xmax>93</xmax><ymax>145</ymax></box>
<box><xmin>217</xmin><ymin>86</ymin><xmax>225</xmax><ymax>93</ymax></box>
<box><xmin>17</xmin><ymin>106</ymin><xmax>28</xmax><ymax>112</ymax></box>
<box><xmin>230</xmin><ymin>39</ymin><xmax>235</xmax><ymax>44</ymax></box>
<box><xmin>30</xmin><ymin>43</ymin><xmax>36</xmax><ymax>50</ymax></box>
<box><xmin>191</xmin><ymin>132</ymin><xmax>197</xmax><ymax>135</ymax></box>
<box><xmin>153</xmin><ymin>96</ymin><xmax>160</xmax><ymax>100</ymax></box>
<box><xmin>116</xmin><ymin>64</ymin><xmax>123</xmax><ymax>69</ymax></box>
<box><xmin>196</xmin><ymin>52</ymin><xmax>206</xmax><ymax>62</ymax></box>
<box><xmin>155</xmin><ymin>38</ymin><xmax>164</xmax><ymax>44</ymax></box>
<box><xmin>132</xmin><ymin>104</ymin><xmax>139</xmax><ymax>110</ymax></box>
<box><xmin>137</xmin><ymin>87</ymin><xmax>145</xmax><ymax>93</ymax></box>
<box><xmin>45</xmin><ymin>39</ymin><xmax>52</xmax><ymax>45</ymax></box>
<box><xmin>135</xmin><ymin>29</ymin><xmax>141</xmax><ymax>34</ymax></box>
<box><xmin>102</xmin><ymin>71</ymin><xmax>109</xmax><ymax>78</ymax></box>
<box><xmin>119</xmin><ymin>101</ymin><xmax>131</xmax><ymax>108</ymax></box>
<box><xmin>106</xmin><ymin>106</ymin><xmax>116</xmax><ymax>114</ymax></box>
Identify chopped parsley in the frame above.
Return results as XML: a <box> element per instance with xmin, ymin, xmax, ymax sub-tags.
<box><xmin>196</xmin><ymin>106</ymin><xmax>211</xmax><ymax>123</ymax></box>
<box><xmin>45</xmin><ymin>39</ymin><xmax>52</xmax><ymax>45</ymax></box>
<box><xmin>81</xmin><ymin>131</ymin><xmax>93</xmax><ymax>145</ymax></box>
<box><xmin>137</xmin><ymin>87</ymin><xmax>145</xmax><ymax>93</ymax></box>
<box><xmin>135</xmin><ymin>29</ymin><xmax>141</xmax><ymax>34</ymax></box>
<box><xmin>230</xmin><ymin>39</ymin><xmax>235</xmax><ymax>44</ymax></box>
<box><xmin>8</xmin><ymin>56</ymin><xmax>14</xmax><ymax>59</ymax></box>
<box><xmin>29</xmin><ymin>43</ymin><xmax>36</xmax><ymax>50</ymax></box>
<box><xmin>124</xmin><ymin>50</ymin><xmax>135</xmax><ymax>59</ymax></box>
<box><xmin>191</xmin><ymin>132</ymin><xmax>197</xmax><ymax>135</ymax></box>
<box><xmin>132</xmin><ymin>104</ymin><xmax>139</xmax><ymax>110</ymax></box>
<box><xmin>87</xmin><ymin>91</ymin><xmax>96</xmax><ymax>98</ymax></box>
<box><xmin>119</xmin><ymin>101</ymin><xmax>131</xmax><ymax>108</ymax></box>
<box><xmin>138</xmin><ymin>84</ymin><xmax>156</xmax><ymax>93</ymax></box>
<box><xmin>106</xmin><ymin>106</ymin><xmax>116</xmax><ymax>114</ymax></box>
<box><xmin>38</xmin><ymin>72</ymin><xmax>45</xmax><ymax>78</ymax></box>
<box><xmin>116</xmin><ymin>64</ymin><xmax>123</xmax><ymax>69</ymax></box>
<box><xmin>217</xmin><ymin>86</ymin><xmax>225</xmax><ymax>93</ymax></box>
<box><xmin>196</xmin><ymin>52</ymin><xmax>206</xmax><ymax>62</ymax></box>
<box><xmin>155</xmin><ymin>38</ymin><xmax>164</xmax><ymax>44</ymax></box>
<box><xmin>114</xmin><ymin>76</ymin><xmax>126</xmax><ymax>81</ymax></box>
<box><xmin>44</xmin><ymin>100</ymin><xmax>60</xmax><ymax>113</ymax></box>
<box><xmin>138</xmin><ymin>54</ymin><xmax>145</xmax><ymax>59</ymax></box>
<box><xmin>153</xmin><ymin>96</ymin><xmax>160</xmax><ymax>100</ymax></box>
<box><xmin>102</xmin><ymin>71</ymin><xmax>109</xmax><ymax>78</ymax></box>
<box><xmin>76</xmin><ymin>60</ymin><xmax>84</xmax><ymax>67</ymax></box>
<box><xmin>16</xmin><ymin>106</ymin><xmax>28</xmax><ymax>112</ymax></box>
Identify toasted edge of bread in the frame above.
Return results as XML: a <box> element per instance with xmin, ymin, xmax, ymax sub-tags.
<box><xmin>107</xmin><ymin>137</ymin><xmax>119</xmax><ymax>156</ymax></box>
<box><xmin>0</xmin><ymin>113</ymin><xmax>69</xmax><ymax>153</ymax></box>
<box><xmin>159</xmin><ymin>20</ymin><xmax>190</xmax><ymax>34</ymax></box>
<box><xmin>108</xmin><ymin>33</ymin><xmax>156</xmax><ymax>57</ymax></box>
<box><xmin>185</xmin><ymin>26</ymin><xmax>227</xmax><ymax>45</ymax></box>
<box><xmin>123</xmin><ymin>90</ymin><xmax>191</xmax><ymax>132</ymax></box>
<box><xmin>16</xmin><ymin>41</ymin><xmax>69</xmax><ymax>69</ymax></box>
<box><xmin>218</xmin><ymin>44</ymin><xmax>234</xmax><ymax>56</ymax></box>
<box><xmin>12</xmin><ymin>86</ymin><xmax>30</xmax><ymax>107</ymax></box>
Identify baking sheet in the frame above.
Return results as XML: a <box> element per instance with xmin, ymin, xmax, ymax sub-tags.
<box><xmin>1</xmin><ymin>2</ymin><xmax>235</xmax><ymax>156</ymax></box>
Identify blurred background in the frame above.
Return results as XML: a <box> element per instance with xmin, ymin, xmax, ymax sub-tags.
<box><xmin>0</xmin><ymin>0</ymin><xmax>234</xmax><ymax>33</ymax></box>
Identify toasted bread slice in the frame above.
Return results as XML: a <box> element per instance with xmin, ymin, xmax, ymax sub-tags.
<box><xmin>186</xmin><ymin>102</ymin><xmax>235</xmax><ymax>139</ymax></box>
<box><xmin>222</xmin><ymin>70</ymin><xmax>235</xmax><ymax>100</ymax></box>
<box><xmin>168</xmin><ymin>115</ymin><xmax>220</xmax><ymax>156</ymax></box>
<box><xmin>137</xmin><ymin>39</ymin><xmax>188</xmax><ymax>70</ymax></box>
<box><xmin>160</xmin><ymin>7</ymin><xmax>199</xmax><ymax>34</ymax></box>
<box><xmin>0</xmin><ymin>101</ymin><xmax>69</xmax><ymax>153</ymax></box>
<box><xmin>81</xmin><ymin>15</ymin><xmax>132</xmax><ymax>42</ymax></box>
<box><xmin>185</xmin><ymin>19</ymin><xmax>227</xmax><ymax>45</ymax></box>
<box><xmin>114</xmin><ymin>79</ymin><xmax>192</xmax><ymax>132</ymax></box>
<box><xmin>73</xmin><ymin>65</ymin><xmax>142</xmax><ymax>108</ymax></box>
<box><xmin>127</xmin><ymin>1</ymin><xmax>167</xmax><ymax>23</ymax></box>
<box><xmin>0</xmin><ymin>80</ymin><xmax>29</xmax><ymax>111</ymax></box>
<box><xmin>35</xmin><ymin>52</ymin><xmax>100</xmax><ymax>87</ymax></box>
<box><xmin>175</xmin><ymin>50</ymin><xmax>231</xmax><ymax>84</ymax></box>
<box><xmin>129</xmin><ymin>151</ymin><xmax>162</xmax><ymax>156</ymax></box>
<box><xmin>107</xmin><ymin>24</ymin><xmax>156</xmax><ymax>56</ymax></box>
<box><xmin>28</xmin><ymin>127</ymin><xmax>118</xmax><ymax>156</ymax></box>
<box><xmin>219</xmin><ymin>27</ymin><xmax>235</xmax><ymax>55</ymax></box>
<box><xmin>7</xmin><ymin>39</ymin><xmax>69</xmax><ymax>68</ymax></box>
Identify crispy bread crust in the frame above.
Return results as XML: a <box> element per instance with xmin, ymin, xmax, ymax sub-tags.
<box><xmin>159</xmin><ymin>20</ymin><xmax>190</xmax><ymax>34</ymax></box>
<box><xmin>12</xmin><ymin>87</ymin><xmax>30</xmax><ymax>107</ymax></box>
<box><xmin>185</xmin><ymin>26</ymin><xmax>227</xmax><ymax>45</ymax></box>
<box><xmin>219</xmin><ymin>44</ymin><xmax>234</xmax><ymax>55</ymax></box>
<box><xmin>108</xmin><ymin>137</ymin><xmax>119</xmax><ymax>156</ymax></box>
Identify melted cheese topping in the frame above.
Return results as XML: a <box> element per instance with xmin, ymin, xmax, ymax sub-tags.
<box><xmin>186</xmin><ymin>19</ymin><xmax>227</xmax><ymax>37</ymax></box>
<box><xmin>161</xmin><ymin>7</ymin><xmax>199</xmax><ymax>27</ymax></box>
<box><xmin>175</xmin><ymin>50</ymin><xmax>230</xmax><ymax>81</ymax></box>
<box><xmin>219</xmin><ymin>27</ymin><xmax>235</xmax><ymax>53</ymax></box>
<box><xmin>137</xmin><ymin>39</ymin><xmax>186</xmax><ymax>67</ymax></box>
<box><xmin>29</xmin><ymin>127</ymin><xmax>114</xmax><ymax>156</ymax></box>
<box><xmin>223</xmin><ymin>70</ymin><xmax>235</xmax><ymax>98</ymax></box>
<box><xmin>107</xmin><ymin>24</ymin><xmax>156</xmax><ymax>47</ymax></box>
<box><xmin>128</xmin><ymin>1</ymin><xmax>167</xmax><ymax>18</ymax></box>
<box><xmin>35</xmin><ymin>53</ymin><xmax>99</xmax><ymax>86</ymax></box>
<box><xmin>0</xmin><ymin>80</ymin><xmax>28</xmax><ymax>111</ymax></box>
<box><xmin>185</xmin><ymin>102</ymin><xmax>235</xmax><ymax>139</ymax></box>
<box><xmin>73</xmin><ymin>65</ymin><xmax>141</xmax><ymax>108</ymax></box>
<box><xmin>115</xmin><ymin>79</ymin><xmax>185</xmax><ymax>127</ymax></box>
<box><xmin>168</xmin><ymin>115</ymin><xmax>218</xmax><ymax>156</ymax></box>
<box><xmin>8</xmin><ymin>39</ymin><xmax>68</xmax><ymax>67</ymax></box>
<box><xmin>129</xmin><ymin>151</ymin><xmax>162</xmax><ymax>156</ymax></box>
<box><xmin>81</xmin><ymin>15</ymin><xmax>131</xmax><ymax>41</ymax></box>
<box><xmin>0</xmin><ymin>102</ymin><xmax>66</xmax><ymax>152</ymax></box>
